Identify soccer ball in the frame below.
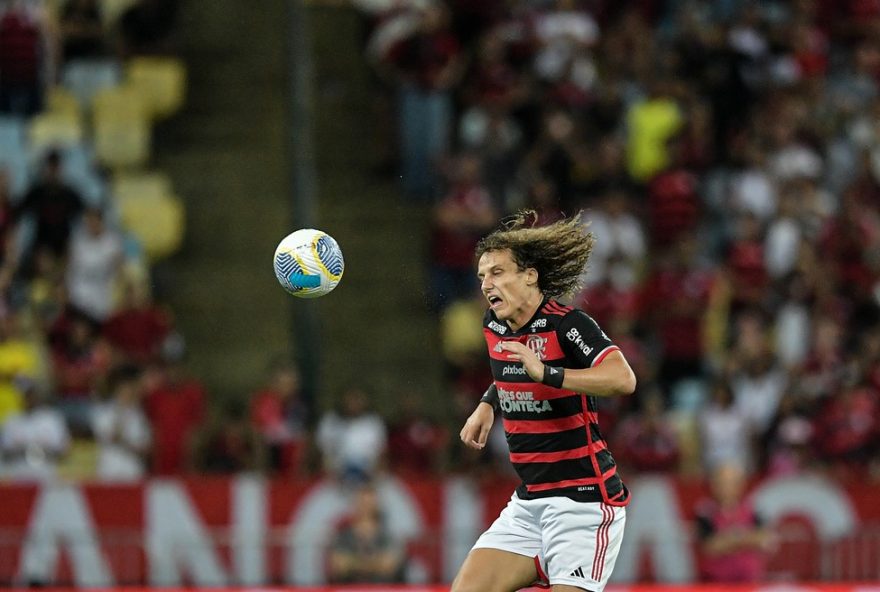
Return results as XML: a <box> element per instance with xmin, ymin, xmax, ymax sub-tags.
<box><xmin>273</xmin><ymin>228</ymin><xmax>344</xmax><ymax>298</ymax></box>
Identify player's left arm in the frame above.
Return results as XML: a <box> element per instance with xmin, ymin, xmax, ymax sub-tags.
<box><xmin>497</xmin><ymin>310</ymin><xmax>636</xmax><ymax>397</ymax></box>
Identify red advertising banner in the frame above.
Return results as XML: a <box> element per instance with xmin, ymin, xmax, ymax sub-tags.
<box><xmin>0</xmin><ymin>474</ymin><xmax>877</xmax><ymax>587</ymax></box>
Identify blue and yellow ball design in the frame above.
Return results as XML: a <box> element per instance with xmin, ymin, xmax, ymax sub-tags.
<box><xmin>273</xmin><ymin>228</ymin><xmax>344</xmax><ymax>298</ymax></box>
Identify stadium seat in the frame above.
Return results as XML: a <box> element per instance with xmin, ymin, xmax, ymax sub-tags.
<box><xmin>61</xmin><ymin>59</ymin><xmax>123</xmax><ymax>108</ymax></box>
<box><xmin>116</xmin><ymin>183</ymin><xmax>185</xmax><ymax>261</ymax></box>
<box><xmin>112</xmin><ymin>171</ymin><xmax>173</xmax><ymax>202</ymax></box>
<box><xmin>126</xmin><ymin>57</ymin><xmax>187</xmax><ymax>120</ymax></box>
<box><xmin>92</xmin><ymin>85</ymin><xmax>151</xmax><ymax>168</ymax></box>
<box><xmin>46</xmin><ymin>86</ymin><xmax>83</xmax><ymax>119</ymax></box>
<box><xmin>100</xmin><ymin>0</ymin><xmax>139</xmax><ymax>25</ymax></box>
<box><xmin>28</xmin><ymin>112</ymin><xmax>85</xmax><ymax>153</ymax></box>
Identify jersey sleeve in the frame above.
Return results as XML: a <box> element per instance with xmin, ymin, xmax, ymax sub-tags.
<box><xmin>558</xmin><ymin>310</ymin><xmax>618</xmax><ymax>368</ymax></box>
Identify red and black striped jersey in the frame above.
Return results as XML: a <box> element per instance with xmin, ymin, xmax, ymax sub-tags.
<box><xmin>483</xmin><ymin>297</ymin><xmax>629</xmax><ymax>505</ymax></box>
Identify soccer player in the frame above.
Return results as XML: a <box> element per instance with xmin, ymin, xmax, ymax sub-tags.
<box><xmin>454</xmin><ymin>211</ymin><xmax>637</xmax><ymax>592</ymax></box>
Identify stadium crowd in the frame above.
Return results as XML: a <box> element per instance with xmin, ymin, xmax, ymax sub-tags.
<box><xmin>0</xmin><ymin>0</ymin><xmax>878</xmax><ymax>489</ymax></box>
<box><xmin>359</xmin><ymin>0</ymin><xmax>880</xmax><ymax>483</ymax></box>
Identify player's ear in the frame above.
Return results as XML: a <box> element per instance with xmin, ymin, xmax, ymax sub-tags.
<box><xmin>526</xmin><ymin>268</ymin><xmax>538</xmax><ymax>287</ymax></box>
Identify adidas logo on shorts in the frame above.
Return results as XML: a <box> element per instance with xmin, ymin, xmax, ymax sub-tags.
<box><xmin>569</xmin><ymin>566</ymin><xmax>586</xmax><ymax>578</ymax></box>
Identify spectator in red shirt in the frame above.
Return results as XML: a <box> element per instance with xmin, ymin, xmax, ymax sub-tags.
<box><xmin>143</xmin><ymin>338</ymin><xmax>206</xmax><ymax>475</ymax></box>
<box><xmin>0</xmin><ymin>1</ymin><xmax>50</xmax><ymax>116</ymax></box>
<box><xmin>387</xmin><ymin>395</ymin><xmax>448</xmax><ymax>475</ymax></box>
<box><xmin>429</xmin><ymin>153</ymin><xmax>497</xmax><ymax>309</ymax></box>
<box><xmin>641</xmin><ymin>235</ymin><xmax>715</xmax><ymax>397</ymax></box>
<box><xmin>103</xmin><ymin>279</ymin><xmax>172</xmax><ymax>365</ymax></box>
<box><xmin>646</xmin><ymin>147</ymin><xmax>700</xmax><ymax>251</ymax></box>
<box><xmin>814</xmin><ymin>381</ymin><xmax>880</xmax><ymax>471</ymax></box>
<box><xmin>50</xmin><ymin>308</ymin><xmax>113</xmax><ymax>436</ymax></box>
<box><xmin>613</xmin><ymin>391</ymin><xmax>680</xmax><ymax>473</ymax></box>
<box><xmin>249</xmin><ymin>359</ymin><xmax>308</xmax><ymax>476</ymax></box>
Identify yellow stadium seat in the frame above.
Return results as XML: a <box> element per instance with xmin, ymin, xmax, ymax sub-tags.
<box><xmin>100</xmin><ymin>0</ymin><xmax>139</xmax><ymax>25</ymax></box>
<box><xmin>28</xmin><ymin>112</ymin><xmax>84</xmax><ymax>152</ymax></box>
<box><xmin>46</xmin><ymin>86</ymin><xmax>82</xmax><ymax>119</ymax></box>
<box><xmin>126</xmin><ymin>57</ymin><xmax>187</xmax><ymax>120</ymax></box>
<box><xmin>112</xmin><ymin>171</ymin><xmax>173</xmax><ymax>202</ymax></box>
<box><xmin>92</xmin><ymin>86</ymin><xmax>151</xmax><ymax>168</ymax></box>
<box><xmin>117</xmin><ymin>190</ymin><xmax>185</xmax><ymax>261</ymax></box>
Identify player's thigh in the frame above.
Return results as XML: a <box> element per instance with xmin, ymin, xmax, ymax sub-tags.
<box><xmin>552</xmin><ymin>585</ymin><xmax>591</xmax><ymax>592</ymax></box>
<box><xmin>451</xmin><ymin>547</ymin><xmax>538</xmax><ymax>592</ymax></box>
<box><xmin>541</xmin><ymin>501</ymin><xmax>626</xmax><ymax>591</ymax></box>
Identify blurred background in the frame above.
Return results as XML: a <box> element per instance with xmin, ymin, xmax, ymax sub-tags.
<box><xmin>1</xmin><ymin>0</ymin><xmax>880</xmax><ymax>588</ymax></box>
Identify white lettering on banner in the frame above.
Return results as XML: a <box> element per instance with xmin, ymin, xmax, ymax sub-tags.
<box><xmin>498</xmin><ymin>388</ymin><xmax>552</xmax><ymax>413</ymax></box>
<box><xmin>752</xmin><ymin>476</ymin><xmax>857</xmax><ymax>540</ymax></box>
<box><xmin>566</xmin><ymin>327</ymin><xmax>593</xmax><ymax>358</ymax></box>
<box><xmin>287</xmin><ymin>476</ymin><xmax>427</xmax><ymax>585</ymax></box>
<box><xmin>147</xmin><ymin>481</ymin><xmax>228</xmax><ymax>586</ymax></box>
<box><xmin>614</xmin><ymin>476</ymin><xmax>695</xmax><ymax>583</ymax></box>
<box><xmin>501</xmin><ymin>365</ymin><xmax>527</xmax><ymax>376</ymax></box>
<box><xmin>20</xmin><ymin>485</ymin><xmax>113</xmax><ymax>587</ymax></box>
<box><xmin>443</xmin><ymin>477</ymin><xmax>483</xmax><ymax>581</ymax></box>
<box><xmin>489</xmin><ymin>321</ymin><xmax>507</xmax><ymax>334</ymax></box>
<box><xmin>233</xmin><ymin>475</ymin><xmax>267</xmax><ymax>585</ymax></box>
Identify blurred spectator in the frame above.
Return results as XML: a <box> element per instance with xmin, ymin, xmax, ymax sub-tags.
<box><xmin>813</xmin><ymin>381</ymin><xmax>880</xmax><ymax>473</ymax></box>
<box><xmin>0</xmin><ymin>311</ymin><xmax>43</xmax><ymax>424</ymax></box>
<box><xmin>249</xmin><ymin>358</ymin><xmax>308</xmax><ymax>475</ymax></box>
<box><xmin>762</xmin><ymin>392</ymin><xmax>814</xmax><ymax>477</ymax></box>
<box><xmin>316</xmin><ymin>386</ymin><xmax>387</xmax><ymax>482</ymax></box>
<box><xmin>581</xmin><ymin>189</ymin><xmax>645</xmax><ymax>291</ymax></box>
<box><xmin>0</xmin><ymin>376</ymin><xmax>69</xmax><ymax>481</ymax></box>
<box><xmin>13</xmin><ymin>151</ymin><xmax>85</xmax><ymax>264</ymax></box>
<box><xmin>641</xmin><ymin>236</ymin><xmax>716</xmax><ymax>399</ymax></box>
<box><xmin>696</xmin><ymin>463</ymin><xmax>777</xmax><ymax>583</ymax></box>
<box><xmin>387</xmin><ymin>394</ymin><xmax>448</xmax><ymax>475</ymax></box>
<box><xmin>327</xmin><ymin>482</ymin><xmax>408</xmax><ymax>584</ymax></box>
<box><xmin>49</xmin><ymin>308</ymin><xmax>112</xmax><ymax>434</ymax></box>
<box><xmin>613</xmin><ymin>391</ymin><xmax>680</xmax><ymax>474</ymax></box>
<box><xmin>143</xmin><ymin>339</ymin><xmax>206</xmax><ymax>474</ymax></box>
<box><xmin>626</xmin><ymin>78</ymin><xmax>683</xmax><ymax>182</ymax></box>
<box><xmin>118</xmin><ymin>0</ymin><xmax>179</xmax><ymax>56</ymax></box>
<box><xmin>91</xmin><ymin>364</ymin><xmax>151</xmax><ymax>481</ymax></box>
<box><xmin>65</xmin><ymin>207</ymin><xmax>124</xmax><ymax>321</ymax></box>
<box><xmin>195</xmin><ymin>400</ymin><xmax>262</xmax><ymax>474</ymax></box>
<box><xmin>700</xmin><ymin>380</ymin><xmax>753</xmax><ymax>473</ymax></box>
<box><xmin>0</xmin><ymin>168</ymin><xmax>18</xmax><ymax>294</ymax></box>
<box><xmin>102</xmin><ymin>277</ymin><xmax>173</xmax><ymax>365</ymax></box>
<box><xmin>645</xmin><ymin>137</ymin><xmax>701</xmax><ymax>251</ymax></box>
<box><xmin>728</xmin><ymin>311</ymin><xmax>787</xmax><ymax>434</ymax></box>
<box><xmin>381</xmin><ymin>1</ymin><xmax>464</xmax><ymax>200</ymax></box>
<box><xmin>0</xmin><ymin>0</ymin><xmax>53</xmax><ymax>116</ymax></box>
<box><xmin>428</xmin><ymin>153</ymin><xmax>497</xmax><ymax>309</ymax></box>
<box><xmin>59</xmin><ymin>0</ymin><xmax>105</xmax><ymax>60</ymax></box>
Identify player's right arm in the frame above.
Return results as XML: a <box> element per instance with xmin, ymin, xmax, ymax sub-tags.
<box><xmin>459</xmin><ymin>384</ymin><xmax>496</xmax><ymax>450</ymax></box>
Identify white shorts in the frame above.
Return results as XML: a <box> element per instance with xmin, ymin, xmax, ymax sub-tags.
<box><xmin>472</xmin><ymin>492</ymin><xmax>626</xmax><ymax>591</ymax></box>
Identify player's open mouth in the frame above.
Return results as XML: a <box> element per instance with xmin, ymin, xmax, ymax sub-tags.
<box><xmin>487</xmin><ymin>295</ymin><xmax>503</xmax><ymax>309</ymax></box>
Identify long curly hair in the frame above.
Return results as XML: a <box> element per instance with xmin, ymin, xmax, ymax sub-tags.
<box><xmin>475</xmin><ymin>210</ymin><xmax>594</xmax><ymax>298</ymax></box>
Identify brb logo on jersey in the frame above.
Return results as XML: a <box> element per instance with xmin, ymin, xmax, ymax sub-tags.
<box><xmin>526</xmin><ymin>335</ymin><xmax>547</xmax><ymax>360</ymax></box>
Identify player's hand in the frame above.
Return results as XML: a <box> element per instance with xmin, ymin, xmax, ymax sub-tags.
<box><xmin>459</xmin><ymin>402</ymin><xmax>495</xmax><ymax>450</ymax></box>
<box><xmin>497</xmin><ymin>341</ymin><xmax>544</xmax><ymax>382</ymax></box>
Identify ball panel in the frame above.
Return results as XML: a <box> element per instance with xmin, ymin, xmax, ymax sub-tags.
<box><xmin>273</xmin><ymin>228</ymin><xmax>344</xmax><ymax>298</ymax></box>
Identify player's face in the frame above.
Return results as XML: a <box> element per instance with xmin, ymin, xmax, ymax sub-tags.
<box><xmin>477</xmin><ymin>249</ymin><xmax>539</xmax><ymax>325</ymax></box>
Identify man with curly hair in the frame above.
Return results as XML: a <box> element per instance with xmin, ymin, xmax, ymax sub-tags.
<box><xmin>454</xmin><ymin>211</ymin><xmax>637</xmax><ymax>592</ymax></box>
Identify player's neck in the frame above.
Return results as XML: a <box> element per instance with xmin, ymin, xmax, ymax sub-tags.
<box><xmin>507</xmin><ymin>292</ymin><xmax>545</xmax><ymax>332</ymax></box>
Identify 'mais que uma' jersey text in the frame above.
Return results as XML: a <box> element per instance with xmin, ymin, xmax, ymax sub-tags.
<box><xmin>483</xmin><ymin>298</ymin><xmax>630</xmax><ymax>505</ymax></box>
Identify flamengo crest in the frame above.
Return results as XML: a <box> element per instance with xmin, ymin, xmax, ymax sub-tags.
<box><xmin>526</xmin><ymin>335</ymin><xmax>547</xmax><ymax>360</ymax></box>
